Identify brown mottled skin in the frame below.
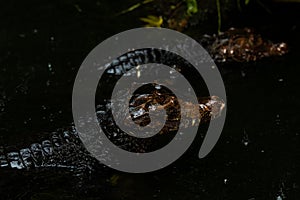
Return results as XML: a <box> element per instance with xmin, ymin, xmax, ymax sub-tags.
<box><xmin>128</xmin><ymin>90</ymin><xmax>225</xmax><ymax>132</ymax></box>
<box><xmin>202</xmin><ymin>27</ymin><xmax>288</xmax><ymax>62</ymax></box>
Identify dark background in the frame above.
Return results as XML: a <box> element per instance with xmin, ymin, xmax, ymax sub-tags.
<box><xmin>0</xmin><ymin>0</ymin><xmax>299</xmax><ymax>199</ymax></box>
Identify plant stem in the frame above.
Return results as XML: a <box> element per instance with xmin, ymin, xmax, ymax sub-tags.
<box><xmin>117</xmin><ymin>0</ymin><xmax>155</xmax><ymax>16</ymax></box>
<box><xmin>216</xmin><ymin>0</ymin><xmax>222</xmax><ymax>34</ymax></box>
<box><xmin>237</xmin><ymin>0</ymin><xmax>242</xmax><ymax>11</ymax></box>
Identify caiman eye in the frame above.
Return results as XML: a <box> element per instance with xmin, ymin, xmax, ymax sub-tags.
<box><xmin>277</xmin><ymin>43</ymin><xmax>288</xmax><ymax>53</ymax></box>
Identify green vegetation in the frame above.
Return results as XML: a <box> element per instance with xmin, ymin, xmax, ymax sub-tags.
<box><xmin>119</xmin><ymin>0</ymin><xmax>253</xmax><ymax>33</ymax></box>
<box><xmin>117</xmin><ymin>0</ymin><xmax>155</xmax><ymax>15</ymax></box>
<box><xmin>140</xmin><ymin>15</ymin><xmax>163</xmax><ymax>27</ymax></box>
<box><xmin>186</xmin><ymin>0</ymin><xmax>198</xmax><ymax>16</ymax></box>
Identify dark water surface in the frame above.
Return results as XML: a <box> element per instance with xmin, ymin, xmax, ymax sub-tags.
<box><xmin>0</xmin><ymin>1</ymin><xmax>299</xmax><ymax>199</ymax></box>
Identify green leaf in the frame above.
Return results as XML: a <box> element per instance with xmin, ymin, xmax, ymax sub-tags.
<box><xmin>245</xmin><ymin>0</ymin><xmax>250</xmax><ymax>5</ymax></box>
<box><xmin>140</xmin><ymin>15</ymin><xmax>163</xmax><ymax>27</ymax></box>
<box><xmin>118</xmin><ymin>0</ymin><xmax>154</xmax><ymax>15</ymax></box>
<box><xmin>186</xmin><ymin>0</ymin><xmax>198</xmax><ymax>16</ymax></box>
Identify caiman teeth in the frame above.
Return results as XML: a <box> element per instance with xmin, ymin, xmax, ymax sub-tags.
<box><xmin>192</xmin><ymin>119</ymin><xmax>196</xmax><ymax>126</ymax></box>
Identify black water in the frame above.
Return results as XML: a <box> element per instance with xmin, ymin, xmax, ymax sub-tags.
<box><xmin>0</xmin><ymin>1</ymin><xmax>299</xmax><ymax>199</ymax></box>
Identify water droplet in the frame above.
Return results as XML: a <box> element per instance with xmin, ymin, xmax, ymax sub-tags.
<box><xmin>242</xmin><ymin>130</ymin><xmax>250</xmax><ymax>146</ymax></box>
<box><xmin>137</xmin><ymin>70</ymin><xmax>141</xmax><ymax>78</ymax></box>
<box><xmin>46</xmin><ymin>80</ymin><xmax>50</xmax><ymax>86</ymax></box>
<box><xmin>48</xmin><ymin>63</ymin><xmax>52</xmax><ymax>71</ymax></box>
<box><xmin>241</xmin><ymin>71</ymin><xmax>246</xmax><ymax>77</ymax></box>
<box><xmin>276</xmin><ymin>195</ymin><xmax>282</xmax><ymax>200</ymax></box>
<box><xmin>155</xmin><ymin>84</ymin><xmax>161</xmax><ymax>90</ymax></box>
<box><xmin>224</xmin><ymin>178</ymin><xmax>228</xmax><ymax>184</ymax></box>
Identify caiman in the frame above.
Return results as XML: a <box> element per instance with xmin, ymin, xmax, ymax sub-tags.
<box><xmin>200</xmin><ymin>27</ymin><xmax>288</xmax><ymax>62</ymax></box>
<box><xmin>0</xmin><ymin>48</ymin><xmax>225</xmax><ymax>173</ymax></box>
<box><xmin>0</xmin><ymin>28</ymin><xmax>287</xmax><ymax>186</ymax></box>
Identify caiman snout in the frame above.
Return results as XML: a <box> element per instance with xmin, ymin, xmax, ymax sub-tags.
<box><xmin>270</xmin><ymin>42</ymin><xmax>288</xmax><ymax>56</ymax></box>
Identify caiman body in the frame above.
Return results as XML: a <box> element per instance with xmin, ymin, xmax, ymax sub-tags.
<box><xmin>0</xmin><ymin>48</ymin><xmax>224</xmax><ymax>173</ymax></box>
<box><xmin>0</xmin><ymin>96</ymin><xmax>224</xmax><ymax>170</ymax></box>
<box><xmin>0</xmin><ymin>28</ymin><xmax>287</xmax><ymax>175</ymax></box>
<box><xmin>201</xmin><ymin>27</ymin><xmax>287</xmax><ymax>62</ymax></box>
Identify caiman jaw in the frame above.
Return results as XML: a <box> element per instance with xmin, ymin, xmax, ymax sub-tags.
<box><xmin>197</xmin><ymin>96</ymin><xmax>225</xmax><ymax>122</ymax></box>
<box><xmin>270</xmin><ymin>42</ymin><xmax>288</xmax><ymax>56</ymax></box>
<box><xmin>206</xmin><ymin>95</ymin><xmax>226</xmax><ymax>119</ymax></box>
